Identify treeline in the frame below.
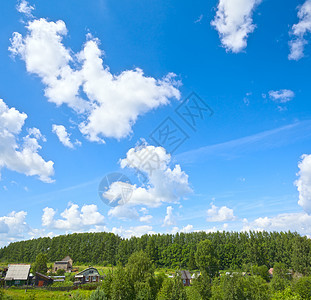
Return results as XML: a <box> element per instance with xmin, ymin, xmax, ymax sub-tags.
<box><xmin>0</xmin><ymin>231</ymin><xmax>310</xmax><ymax>273</ymax></box>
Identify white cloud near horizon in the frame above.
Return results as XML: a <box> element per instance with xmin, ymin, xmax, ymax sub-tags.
<box><xmin>0</xmin><ymin>99</ymin><xmax>54</xmax><ymax>183</ymax></box>
<box><xmin>42</xmin><ymin>203</ymin><xmax>105</xmax><ymax>231</ymax></box>
<box><xmin>242</xmin><ymin>212</ymin><xmax>311</xmax><ymax>236</ymax></box>
<box><xmin>295</xmin><ymin>154</ymin><xmax>311</xmax><ymax>214</ymax></box>
<box><xmin>9</xmin><ymin>16</ymin><xmax>180</xmax><ymax>143</ymax></box>
<box><xmin>207</xmin><ymin>204</ymin><xmax>236</xmax><ymax>222</ymax></box>
<box><xmin>163</xmin><ymin>206</ymin><xmax>175</xmax><ymax>226</ymax></box>
<box><xmin>211</xmin><ymin>0</ymin><xmax>262</xmax><ymax>53</ymax></box>
<box><xmin>289</xmin><ymin>0</ymin><xmax>311</xmax><ymax>60</ymax></box>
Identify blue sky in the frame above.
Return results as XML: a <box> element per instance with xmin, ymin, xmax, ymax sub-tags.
<box><xmin>1</xmin><ymin>0</ymin><xmax>311</xmax><ymax>246</ymax></box>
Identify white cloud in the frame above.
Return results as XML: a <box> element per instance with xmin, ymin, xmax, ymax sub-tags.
<box><xmin>0</xmin><ymin>99</ymin><xmax>54</xmax><ymax>183</ymax></box>
<box><xmin>268</xmin><ymin>89</ymin><xmax>295</xmax><ymax>103</ymax></box>
<box><xmin>295</xmin><ymin>154</ymin><xmax>311</xmax><ymax>214</ymax></box>
<box><xmin>119</xmin><ymin>144</ymin><xmax>192</xmax><ymax>208</ymax></box>
<box><xmin>211</xmin><ymin>0</ymin><xmax>262</xmax><ymax>53</ymax></box>
<box><xmin>111</xmin><ymin>225</ymin><xmax>155</xmax><ymax>239</ymax></box>
<box><xmin>16</xmin><ymin>0</ymin><xmax>34</xmax><ymax>17</ymax></box>
<box><xmin>139</xmin><ymin>215</ymin><xmax>153</xmax><ymax>223</ymax></box>
<box><xmin>9</xmin><ymin>17</ymin><xmax>180</xmax><ymax>143</ymax></box>
<box><xmin>242</xmin><ymin>212</ymin><xmax>311</xmax><ymax>236</ymax></box>
<box><xmin>289</xmin><ymin>0</ymin><xmax>311</xmax><ymax>60</ymax></box>
<box><xmin>163</xmin><ymin>206</ymin><xmax>175</xmax><ymax>226</ymax></box>
<box><xmin>42</xmin><ymin>203</ymin><xmax>105</xmax><ymax>231</ymax></box>
<box><xmin>207</xmin><ymin>204</ymin><xmax>236</xmax><ymax>222</ymax></box>
<box><xmin>194</xmin><ymin>14</ymin><xmax>203</xmax><ymax>24</ymax></box>
<box><xmin>108</xmin><ymin>205</ymin><xmax>139</xmax><ymax>220</ymax></box>
<box><xmin>52</xmin><ymin>124</ymin><xmax>79</xmax><ymax>148</ymax></box>
<box><xmin>0</xmin><ymin>211</ymin><xmax>35</xmax><ymax>247</ymax></box>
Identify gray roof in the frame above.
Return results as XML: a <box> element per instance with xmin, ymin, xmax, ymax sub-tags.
<box><xmin>5</xmin><ymin>264</ymin><xmax>31</xmax><ymax>281</ymax></box>
<box><xmin>180</xmin><ymin>270</ymin><xmax>191</xmax><ymax>280</ymax></box>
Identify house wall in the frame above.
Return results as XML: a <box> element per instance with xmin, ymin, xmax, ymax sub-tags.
<box><xmin>5</xmin><ymin>279</ymin><xmax>28</xmax><ymax>287</ymax></box>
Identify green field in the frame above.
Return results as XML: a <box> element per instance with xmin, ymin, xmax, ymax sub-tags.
<box><xmin>2</xmin><ymin>289</ymin><xmax>92</xmax><ymax>299</ymax></box>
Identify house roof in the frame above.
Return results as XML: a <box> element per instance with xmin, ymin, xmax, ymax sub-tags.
<box><xmin>180</xmin><ymin>270</ymin><xmax>191</xmax><ymax>280</ymax></box>
<box><xmin>61</xmin><ymin>256</ymin><xmax>72</xmax><ymax>262</ymax></box>
<box><xmin>36</xmin><ymin>272</ymin><xmax>52</xmax><ymax>281</ymax></box>
<box><xmin>54</xmin><ymin>261</ymin><xmax>69</xmax><ymax>264</ymax></box>
<box><xmin>5</xmin><ymin>264</ymin><xmax>31</xmax><ymax>281</ymax></box>
<box><xmin>76</xmin><ymin>267</ymin><xmax>99</xmax><ymax>276</ymax></box>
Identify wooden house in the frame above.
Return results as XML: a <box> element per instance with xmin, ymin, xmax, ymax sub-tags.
<box><xmin>35</xmin><ymin>272</ymin><xmax>53</xmax><ymax>287</ymax></box>
<box><xmin>4</xmin><ymin>264</ymin><xmax>31</xmax><ymax>287</ymax></box>
<box><xmin>74</xmin><ymin>267</ymin><xmax>100</xmax><ymax>284</ymax></box>
<box><xmin>53</xmin><ymin>256</ymin><xmax>73</xmax><ymax>273</ymax></box>
<box><xmin>180</xmin><ymin>270</ymin><xmax>191</xmax><ymax>286</ymax></box>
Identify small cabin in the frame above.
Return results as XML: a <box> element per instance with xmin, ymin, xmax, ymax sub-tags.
<box><xmin>180</xmin><ymin>270</ymin><xmax>191</xmax><ymax>286</ymax></box>
<box><xmin>35</xmin><ymin>272</ymin><xmax>53</xmax><ymax>286</ymax></box>
<box><xmin>75</xmin><ymin>267</ymin><xmax>100</xmax><ymax>284</ymax></box>
<box><xmin>4</xmin><ymin>264</ymin><xmax>31</xmax><ymax>287</ymax></box>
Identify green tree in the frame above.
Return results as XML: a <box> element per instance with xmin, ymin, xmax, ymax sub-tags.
<box><xmin>195</xmin><ymin>239</ymin><xmax>219</xmax><ymax>277</ymax></box>
<box><xmin>293</xmin><ymin>276</ymin><xmax>311</xmax><ymax>300</ymax></box>
<box><xmin>110</xmin><ymin>264</ymin><xmax>135</xmax><ymax>300</ymax></box>
<box><xmin>192</xmin><ymin>271</ymin><xmax>212</xmax><ymax>299</ymax></box>
<box><xmin>89</xmin><ymin>288</ymin><xmax>108</xmax><ymax>300</ymax></box>
<box><xmin>32</xmin><ymin>253</ymin><xmax>48</xmax><ymax>274</ymax></box>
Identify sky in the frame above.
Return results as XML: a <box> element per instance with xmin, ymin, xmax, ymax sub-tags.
<box><xmin>1</xmin><ymin>0</ymin><xmax>311</xmax><ymax>246</ymax></box>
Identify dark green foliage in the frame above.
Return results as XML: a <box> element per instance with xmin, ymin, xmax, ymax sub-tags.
<box><xmin>293</xmin><ymin>276</ymin><xmax>311</xmax><ymax>299</ymax></box>
<box><xmin>56</xmin><ymin>268</ymin><xmax>65</xmax><ymax>276</ymax></box>
<box><xmin>292</xmin><ymin>236</ymin><xmax>311</xmax><ymax>275</ymax></box>
<box><xmin>32</xmin><ymin>253</ymin><xmax>47</xmax><ymax>274</ymax></box>
<box><xmin>195</xmin><ymin>239</ymin><xmax>219</xmax><ymax>277</ymax></box>
<box><xmin>158</xmin><ymin>273</ymin><xmax>187</xmax><ymax>300</ymax></box>
<box><xmin>211</xmin><ymin>274</ymin><xmax>270</xmax><ymax>300</ymax></box>
<box><xmin>110</xmin><ymin>264</ymin><xmax>135</xmax><ymax>300</ymax></box>
<box><xmin>89</xmin><ymin>287</ymin><xmax>108</xmax><ymax>300</ymax></box>
<box><xmin>0</xmin><ymin>230</ymin><xmax>310</xmax><ymax>277</ymax></box>
<box><xmin>191</xmin><ymin>271</ymin><xmax>212</xmax><ymax>299</ymax></box>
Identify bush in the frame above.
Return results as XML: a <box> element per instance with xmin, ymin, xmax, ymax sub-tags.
<box><xmin>56</xmin><ymin>269</ymin><xmax>65</xmax><ymax>276</ymax></box>
<box><xmin>89</xmin><ymin>287</ymin><xmax>108</xmax><ymax>300</ymax></box>
<box><xmin>293</xmin><ymin>276</ymin><xmax>311</xmax><ymax>299</ymax></box>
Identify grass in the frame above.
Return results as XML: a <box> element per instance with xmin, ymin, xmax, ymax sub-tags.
<box><xmin>2</xmin><ymin>289</ymin><xmax>92</xmax><ymax>299</ymax></box>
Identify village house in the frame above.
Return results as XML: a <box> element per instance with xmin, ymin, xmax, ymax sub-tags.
<box><xmin>35</xmin><ymin>272</ymin><xmax>54</xmax><ymax>287</ymax></box>
<box><xmin>4</xmin><ymin>264</ymin><xmax>31</xmax><ymax>287</ymax></box>
<box><xmin>180</xmin><ymin>270</ymin><xmax>191</xmax><ymax>286</ymax></box>
<box><xmin>53</xmin><ymin>255</ymin><xmax>73</xmax><ymax>273</ymax></box>
<box><xmin>74</xmin><ymin>267</ymin><xmax>100</xmax><ymax>284</ymax></box>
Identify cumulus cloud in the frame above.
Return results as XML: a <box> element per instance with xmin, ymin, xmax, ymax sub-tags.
<box><xmin>242</xmin><ymin>212</ymin><xmax>311</xmax><ymax>236</ymax></box>
<box><xmin>171</xmin><ymin>224</ymin><xmax>194</xmax><ymax>234</ymax></box>
<box><xmin>42</xmin><ymin>203</ymin><xmax>105</xmax><ymax>231</ymax></box>
<box><xmin>207</xmin><ymin>204</ymin><xmax>236</xmax><ymax>222</ymax></box>
<box><xmin>211</xmin><ymin>0</ymin><xmax>262</xmax><ymax>53</ymax></box>
<box><xmin>119</xmin><ymin>144</ymin><xmax>192</xmax><ymax>208</ymax></box>
<box><xmin>0</xmin><ymin>99</ymin><xmax>54</xmax><ymax>182</ymax></box>
<box><xmin>268</xmin><ymin>89</ymin><xmax>295</xmax><ymax>103</ymax></box>
<box><xmin>0</xmin><ymin>210</ymin><xmax>37</xmax><ymax>247</ymax></box>
<box><xmin>163</xmin><ymin>206</ymin><xmax>175</xmax><ymax>226</ymax></box>
<box><xmin>295</xmin><ymin>154</ymin><xmax>311</xmax><ymax>214</ymax></box>
<box><xmin>9</xmin><ymin>16</ymin><xmax>180</xmax><ymax>143</ymax></box>
<box><xmin>289</xmin><ymin>0</ymin><xmax>311</xmax><ymax>60</ymax></box>
<box><xmin>52</xmin><ymin>124</ymin><xmax>79</xmax><ymax>148</ymax></box>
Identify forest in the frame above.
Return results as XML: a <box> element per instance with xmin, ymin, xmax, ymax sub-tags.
<box><xmin>1</xmin><ymin>231</ymin><xmax>311</xmax><ymax>299</ymax></box>
<box><xmin>0</xmin><ymin>230</ymin><xmax>310</xmax><ymax>272</ymax></box>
